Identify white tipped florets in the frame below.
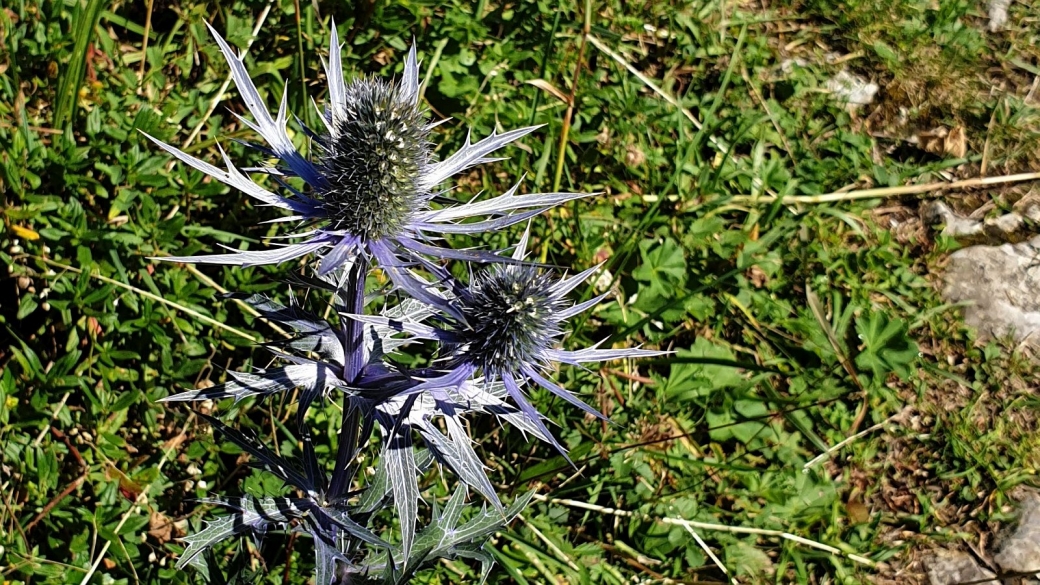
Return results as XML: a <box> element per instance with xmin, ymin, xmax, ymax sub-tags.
<box><xmin>455</xmin><ymin>265</ymin><xmax>565</xmax><ymax>373</ymax></box>
<box><xmin>315</xmin><ymin>78</ymin><xmax>431</xmax><ymax>241</ymax></box>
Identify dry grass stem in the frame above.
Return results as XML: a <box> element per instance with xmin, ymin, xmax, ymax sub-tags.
<box><xmin>35</xmin><ymin>257</ymin><xmax>259</xmax><ymax>342</ymax></box>
<box><xmin>586</xmin><ymin>33</ymin><xmax>731</xmax><ymax>156</ymax></box>
<box><xmin>533</xmin><ymin>493</ymin><xmax>877</xmax><ymax>568</ymax></box>
<box><xmin>803</xmin><ymin>410</ymin><xmax>905</xmax><ymax>471</ymax></box>
<box><xmin>179</xmin><ymin>4</ymin><xmax>274</xmax><ymax>151</ymax></box>
<box><xmin>732</xmin><ymin>172</ymin><xmax>1040</xmax><ymax>205</ymax></box>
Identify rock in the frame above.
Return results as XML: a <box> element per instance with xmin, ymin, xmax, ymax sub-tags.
<box><xmin>825</xmin><ymin>69</ymin><xmax>879</xmax><ymax>107</ymax></box>
<box><xmin>988</xmin><ymin>0</ymin><xmax>1011</xmax><ymax>32</ymax></box>
<box><xmin>923</xmin><ymin>201</ymin><xmax>989</xmax><ymax>241</ymax></box>
<box><xmin>942</xmin><ymin>235</ymin><xmax>1040</xmax><ymax>348</ymax></box>
<box><xmin>922</xmin><ymin>201</ymin><xmax>1040</xmax><ymax>245</ymax></box>
<box><xmin>994</xmin><ymin>493</ymin><xmax>1040</xmax><ymax>579</ymax></box>
<box><xmin>926</xmin><ymin>549</ymin><xmax>997</xmax><ymax>585</ymax></box>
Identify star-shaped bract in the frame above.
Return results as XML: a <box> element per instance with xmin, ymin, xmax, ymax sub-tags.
<box><xmin>144</xmin><ymin>23</ymin><xmax>588</xmax><ymax>305</ymax></box>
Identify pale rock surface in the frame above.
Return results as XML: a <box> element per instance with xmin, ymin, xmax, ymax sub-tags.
<box><xmin>923</xmin><ymin>200</ymin><xmax>1040</xmax><ymax>244</ymax></box>
<box><xmin>988</xmin><ymin>0</ymin><xmax>1011</xmax><ymax>32</ymax></box>
<box><xmin>942</xmin><ymin>234</ymin><xmax>1040</xmax><ymax>347</ymax></box>
<box><xmin>994</xmin><ymin>493</ymin><xmax>1040</xmax><ymax>580</ymax></box>
<box><xmin>824</xmin><ymin>69</ymin><xmax>879</xmax><ymax>106</ymax></box>
<box><xmin>926</xmin><ymin>550</ymin><xmax>996</xmax><ymax>585</ymax></box>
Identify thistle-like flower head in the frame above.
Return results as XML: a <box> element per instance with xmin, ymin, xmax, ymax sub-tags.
<box><xmin>350</xmin><ymin>234</ymin><xmax>669</xmax><ymax>457</ymax></box>
<box><xmin>315</xmin><ymin>77</ymin><xmax>430</xmax><ymax>240</ymax></box>
<box><xmin>145</xmin><ymin>22</ymin><xmax>589</xmax><ymax>297</ymax></box>
<box><xmin>456</xmin><ymin>265</ymin><xmax>566</xmax><ymax>374</ymax></box>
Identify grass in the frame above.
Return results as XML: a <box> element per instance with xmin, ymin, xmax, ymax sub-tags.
<box><xmin>2</xmin><ymin>0</ymin><xmax>1040</xmax><ymax>583</ymax></box>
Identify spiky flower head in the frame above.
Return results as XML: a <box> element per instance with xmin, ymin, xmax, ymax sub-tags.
<box><xmin>315</xmin><ymin>77</ymin><xmax>430</xmax><ymax>240</ymax></box>
<box><xmin>350</xmin><ymin>234</ymin><xmax>669</xmax><ymax>457</ymax></box>
<box><xmin>144</xmin><ymin>22</ymin><xmax>589</xmax><ymax>292</ymax></box>
<box><xmin>456</xmin><ymin>265</ymin><xmax>566</xmax><ymax>374</ymax></box>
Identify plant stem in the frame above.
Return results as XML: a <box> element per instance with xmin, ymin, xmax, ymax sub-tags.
<box><xmin>293</xmin><ymin>0</ymin><xmax>308</xmax><ymax>117</ymax></box>
<box><xmin>138</xmin><ymin>0</ymin><xmax>154</xmax><ymax>82</ymax></box>
<box><xmin>729</xmin><ymin>171</ymin><xmax>1040</xmax><ymax>204</ymax></box>
<box><xmin>328</xmin><ymin>258</ymin><xmax>369</xmax><ymax>499</ymax></box>
<box><xmin>550</xmin><ymin>0</ymin><xmax>591</xmax><ymax>194</ymax></box>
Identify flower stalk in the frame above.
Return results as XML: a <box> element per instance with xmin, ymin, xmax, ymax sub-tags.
<box><xmin>329</xmin><ymin>258</ymin><xmax>368</xmax><ymax>501</ymax></box>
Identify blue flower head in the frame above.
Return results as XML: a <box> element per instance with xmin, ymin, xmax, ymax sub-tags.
<box><xmin>144</xmin><ymin>23</ymin><xmax>588</xmax><ymax>296</ymax></box>
<box><xmin>353</xmin><ymin>234</ymin><xmax>668</xmax><ymax>458</ymax></box>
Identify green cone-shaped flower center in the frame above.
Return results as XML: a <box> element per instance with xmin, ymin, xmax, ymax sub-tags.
<box><xmin>458</xmin><ymin>266</ymin><xmax>564</xmax><ymax>373</ymax></box>
<box><xmin>317</xmin><ymin>78</ymin><xmax>430</xmax><ymax>240</ymax></box>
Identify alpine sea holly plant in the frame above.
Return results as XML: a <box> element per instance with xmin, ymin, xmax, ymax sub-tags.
<box><xmin>150</xmin><ymin>20</ymin><xmax>662</xmax><ymax>584</ymax></box>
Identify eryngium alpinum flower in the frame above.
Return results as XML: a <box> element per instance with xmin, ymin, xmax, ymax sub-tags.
<box><xmin>144</xmin><ymin>22</ymin><xmax>587</xmax><ymax>292</ymax></box>
<box><xmin>353</xmin><ymin>236</ymin><xmax>668</xmax><ymax>456</ymax></box>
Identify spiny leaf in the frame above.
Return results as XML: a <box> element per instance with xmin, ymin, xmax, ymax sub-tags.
<box><xmin>177</xmin><ymin>497</ymin><xmax>299</xmax><ymax>569</ymax></box>
<box><xmin>385</xmin><ymin>429</ymin><xmax>420</xmax><ymax>559</ymax></box>
<box><xmin>197</xmin><ymin>412</ymin><xmax>312</xmax><ymax>493</ymax></box>
<box><xmin>398</xmin><ymin>489</ymin><xmax>534</xmax><ymax>578</ymax></box>
<box><xmin>418</xmin><ymin>417</ymin><xmax>501</xmax><ymax>509</ymax></box>
<box><xmin>357</xmin><ymin>448</ymin><xmax>434</xmax><ymax>515</ymax></box>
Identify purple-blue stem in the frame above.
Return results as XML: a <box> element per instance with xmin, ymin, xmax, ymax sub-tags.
<box><xmin>328</xmin><ymin>258</ymin><xmax>368</xmax><ymax>499</ymax></box>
